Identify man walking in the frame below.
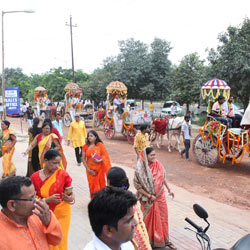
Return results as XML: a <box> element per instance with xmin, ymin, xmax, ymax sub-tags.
<box><xmin>133</xmin><ymin>125</ymin><xmax>150</xmax><ymax>159</ymax></box>
<box><xmin>52</xmin><ymin>112</ymin><xmax>63</xmax><ymax>141</ymax></box>
<box><xmin>83</xmin><ymin>186</ymin><xmax>137</xmax><ymax>250</ymax></box>
<box><xmin>67</xmin><ymin>113</ymin><xmax>87</xmax><ymax>166</ymax></box>
<box><xmin>181</xmin><ymin>115</ymin><xmax>191</xmax><ymax>161</ymax></box>
<box><xmin>26</xmin><ymin>106</ymin><xmax>34</xmax><ymax>127</ymax></box>
<box><xmin>149</xmin><ymin>101</ymin><xmax>155</xmax><ymax>117</ymax></box>
<box><xmin>0</xmin><ymin>176</ymin><xmax>62</xmax><ymax>249</ymax></box>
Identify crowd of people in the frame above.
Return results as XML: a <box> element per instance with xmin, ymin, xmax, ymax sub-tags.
<box><xmin>0</xmin><ymin>94</ymin><xmax>248</xmax><ymax>250</ymax></box>
<box><xmin>0</xmin><ymin>110</ymin><xmax>177</xmax><ymax>250</ymax></box>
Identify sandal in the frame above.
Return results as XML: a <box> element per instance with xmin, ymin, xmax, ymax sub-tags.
<box><xmin>166</xmin><ymin>242</ymin><xmax>177</xmax><ymax>250</ymax></box>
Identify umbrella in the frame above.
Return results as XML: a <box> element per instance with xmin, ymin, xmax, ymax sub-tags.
<box><xmin>201</xmin><ymin>78</ymin><xmax>231</xmax><ymax>100</ymax></box>
<box><xmin>106</xmin><ymin>81</ymin><xmax>127</xmax><ymax>94</ymax></box>
<box><xmin>34</xmin><ymin>86</ymin><xmax>46</xmax><ymax>92</ymax></box>
<box><xmin>64</xmin><ymin>82</ymin><xmax>79</xmax><ymax>92</ymax></box>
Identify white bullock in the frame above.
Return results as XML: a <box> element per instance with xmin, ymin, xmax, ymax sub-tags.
<box><xmin>166</xmin><ymin>116</ymin><xmax>184</xmax><ymax>152</ymax></box>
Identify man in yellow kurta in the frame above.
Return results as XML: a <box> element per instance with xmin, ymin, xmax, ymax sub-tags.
<box><xmin>67</xmin><ymin>113</ymin><xmax>87</xmax><ymax>166</ymax></box>
<box><xmin>133</xmin><ymin>124</ymin><xmax>150</xmax><ymax>159</ymax></box>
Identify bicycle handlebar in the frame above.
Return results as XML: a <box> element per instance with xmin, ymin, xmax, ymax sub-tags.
<box><xmin>185</xmin><ymin>217</ymin><xmax>203</xmax><ymax>232</ymax></box>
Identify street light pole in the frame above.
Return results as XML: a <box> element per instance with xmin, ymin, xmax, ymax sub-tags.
<box><xmin>66</xmin><ymin>15</ymin><xmax>77</xmax><ymax>83</ymax></box>
<box><xmin>1</xmin><ymin>10</ymin><xmax>34</xmax><ymax>119</ymax></box>
<box><xmin>1</xmin><ymin>12</ymin><xmax>5</xmax><ymax>119</ymax></box>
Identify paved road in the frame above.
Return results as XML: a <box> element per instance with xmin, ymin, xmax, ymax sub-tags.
<box><xmin>1</xmin><ymin>130</ymin><xmax>250</xmax><ymax>250</ymax></box>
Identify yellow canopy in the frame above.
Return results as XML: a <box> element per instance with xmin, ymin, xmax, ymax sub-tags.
<box><xmin>64</xmin><ymin>82</ymin><xmax>79</xmax><ymax>92</ymax></box>
<box><xmin>106</xmin><ymin>81</ymin><xmax>127</xmax><ymax>94</ymax></box>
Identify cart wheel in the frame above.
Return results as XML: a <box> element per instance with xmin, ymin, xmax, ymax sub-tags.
<box><xmin>121</xmin><ymin>127</ymin><xmax>127</xmax><ymax>137</ymax></box>
<box><xmin>64</xmin><ymin>113</ymin><xmax>71</xmax><ymax>127</ymax></box>
<box><xmin>193</xmin><ymin>133</ymin><xmax>218</xmax><ymax>167</ymax></box>
<box><xmin>127</xmin><ymin>128</ymin><xmax>137</xmax><ymax>145</ymax></box>
<box><xmin>149</xmin><ymin>130</ymin><xmax>157</xmax><ymax>142</ymax></box>
<box><xmin>220</xmin><ymin>144</ymin><xmax>243</xmax><ymax>161</ymax></box>
<box><xmin>103</xmin><ymin>122</ymin><xmax>115</xmax><ymax>139</ymax></box>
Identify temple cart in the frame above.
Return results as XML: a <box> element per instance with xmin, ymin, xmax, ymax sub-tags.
<box><xmin>103</xmin><ymin>81</ymin><xmax>151</xmax><ymax>144</ymax></box>
<box><xmin>34</xmin><ymin>86</ymin><xmax>51</xmax><ymax>118</ymax></box>
<box><xmin>193</xmin><ymin>79</ymin><xmax>249</xmax><ymax>166</ymax></box>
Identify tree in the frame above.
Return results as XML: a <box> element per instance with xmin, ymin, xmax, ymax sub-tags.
<box><xmin>0</xmin><ymin>68</ymin><xmax>31</xmax><ymax>99</ymax></box>
<box><xmin>83</xmin><ymin>68</ymin><xmax>111</xmax><ymax>102</ymax></box>
<box><xmin>171</xmin><ymin>53</ymin><xmax>207</xmax><ymax>112</ymax></box>
<box><xmin>146</xmin><ymin>38</ymin><xmax>172</xmax><ymax>100</ymax></box>
<box><xmin>207</xmin><ymin>18</ymin><xmax>250</xmax><ymax>109</ymax></box>
<box><xmin>116</xmin><ymin>38</ymin><xmax>149</xmax><ymax>99</ymax></box>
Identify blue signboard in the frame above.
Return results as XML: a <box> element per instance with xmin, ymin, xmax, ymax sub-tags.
<box><xmin>5</xmin><ymin>87</ymin><xmax>20</xmax><ymax>114</ymax></box>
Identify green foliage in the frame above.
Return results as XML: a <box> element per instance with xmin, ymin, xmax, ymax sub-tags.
<box><xmin>82</xmin><ymin>68</ymin><xmax>111</xmax><ymax>102</ymax></box>
<box><xmin>0</xmin><ymin>68</ymin><xmax>31</xmax><ymax>98</ymax></box>
<box><xmin>195</xmin><ymin>113</ymin><xmax>208</xmax><ymax>126</ymax></box>
<box><xmin>207</xmin><ymin>18</ymin><xmax>250</xmax><ymax>109</ymax></box>
<box><xmin>171</xmin><ymin>53</ymin><xmax>207</xmax><ymax>111</ymax></box>
<box><xmin>91</xmin><ymin>37</ymin><xmax>173</xmax><ymax>101</ymax></box>
<box><xmin>0</xmin><ymin>67</ymin><xmax>89</xmax><ymax>102</ymax></box>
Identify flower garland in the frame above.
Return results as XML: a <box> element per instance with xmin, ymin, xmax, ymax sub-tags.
<box><xmin>199</xmin><ymin>122</ymin><xmax>250</xmax><ymax>164</ymax></box>
<box><xmin>105</xmin><ymin>115</ymin><xmax>114</xmax><ymax>125</ymax></box>
<box><xmin>207</xmin><ymin>120</ymin><xmax>221</xmax><ymax>136</ymax></box>
<box><xmin>123</xmin><ymin>122</ymin><xmax>134</xmax><ymax>130</ymax></box>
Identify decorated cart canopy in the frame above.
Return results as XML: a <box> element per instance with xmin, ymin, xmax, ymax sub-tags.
<box><xmin>34</xmin><ymin>86</ymin><xmax>48</xmax><ymax>103</ymax></box>
<box><xmin>64</xmin><ymin>82</ymin><xmax>82</xmax><ymax>97</ymax></box>
<box><xmin>201</xmin><ymin>78</ymin><xmax>231</xmax><ymax>100</ymax></box>
<box><xmin>106</xmin><ymin>81</ymin><xmax>127</xmax><ymax>96</ymax></box>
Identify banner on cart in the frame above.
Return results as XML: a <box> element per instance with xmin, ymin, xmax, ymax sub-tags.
<box><xmin>5</xmin><ymin>87</ymin><xmax>21</xmax><ymax>114</ymax></box>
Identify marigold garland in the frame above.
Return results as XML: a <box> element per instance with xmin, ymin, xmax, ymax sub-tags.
<box><xmin>105</xmin><ymin>115</ymin><xmax>114</xmax><ymax>125</ymax></box>
<box><xmin>123</xmin><ymin>122</ymin><xmax>134</xmax><ymax>130</ymax></box>
<box><xmin>199</xmin><ymin>122</ymin><xmax>250</xmax><ymax>165</ymax></box>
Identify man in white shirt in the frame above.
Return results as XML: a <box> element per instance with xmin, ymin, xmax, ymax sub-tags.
<box><xmin>85</xmin><ymin>99</ymin><xmax>91</xmax><ymax>106</ymax></box>
<box><xmin>83</xmin><ymin>187</ymin><xmax>137</xmax><ymax>250</ymax></box>
<box><xmin>181</xmin><ymin>115</ymin><xmax>191</xmax><ymax>161</ymax></box>
<box><xmin>113</xmin><ymin>95</ymin><xmax>124</xmax><ymax>114</ymax></box>
<box><xmin>170</xmin><ymin>102</ymin><xmax>177</xmax><ymax>116</ymax></box>
<box><xmin>52</xmin><ymin>113</ymin><xmax>63</xmax><ymax>141</ymax></box>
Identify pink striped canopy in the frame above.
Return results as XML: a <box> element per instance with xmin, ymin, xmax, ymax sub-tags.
<box><xmin>202</xmin><ymin>78</ymin><xmax>230</xmax><ymax>89</ymax></box>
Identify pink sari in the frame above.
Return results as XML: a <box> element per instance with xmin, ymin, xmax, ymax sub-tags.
<box><xmin>134</xmin><ymin>148</ymin><xmax>169</xmax><ymax>248</ymax></box>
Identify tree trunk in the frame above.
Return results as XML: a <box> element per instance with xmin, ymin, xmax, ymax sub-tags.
<box><xmin>141</xmin><ymin>100</ymin><xmax>144</xmax><ymax>110</ymax></box>
<box><xmin>242</xmin><ymin>97</ymin><xmax>249</xmax><ymax>111</ymax></box>
<box><xmin>186</xmin><ymin>103</ymin><xmax>190</xmax><ymax>113</ymax></box>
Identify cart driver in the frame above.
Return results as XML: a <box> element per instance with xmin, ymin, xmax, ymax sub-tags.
<box><xmin>113</xmin><ymin>94</ymin><xmax>124</xmax><ymax>115</ymax></box>
<box><xmin>211</xmin><ymin>95</ymin><xmax>232</xmax><ymax>127</ymax></box>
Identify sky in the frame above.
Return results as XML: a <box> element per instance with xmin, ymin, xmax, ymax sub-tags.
<box><xmin>1</xmin><ymin>0</ymin><xmax>250</xmax><ymax>75</ymax></box>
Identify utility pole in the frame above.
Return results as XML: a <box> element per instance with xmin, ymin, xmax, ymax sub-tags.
<box><xmin>66</xmin><ymin>15</ymin><xmax>77</xmax><ymax>83</ymax></box>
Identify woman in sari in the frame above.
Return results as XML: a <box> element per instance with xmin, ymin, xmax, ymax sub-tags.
<box><xmin>24</xmin><ymin>122</ymin><xmax>67</xmax><ymax>170</ymax></box>
<box><xmin>31</xmin><ymin>149</ymin><xmax>74</xmax><ymax>250</ymax></box>
<box><xmin>82</xmin><ymin>130</ymin><xmax>111</xmax><ymax>198</ymax></box>
<box><xmin>107</xmin><ymin>166</ymin><xmax>152</xmax><ymax>250</ymax></box>
<box><xmin>134</xmin><ymin>147</ymin><xmax>176</xmax><ymax>249</ymax></box>
<box><xmin>26</xmin><ymin>117</ymin><xmax>42</xmax><ymax>177</ymax></box>
<box><xmin>1</xmin><ymin>120</ymin><xmax>17</xmax><ymax>178</ymax></box>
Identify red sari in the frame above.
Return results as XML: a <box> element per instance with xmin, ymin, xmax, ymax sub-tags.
<box><xmin>134</xmin><ymin>149</ymin><xmax>169</xmax><ymax>248</ymax></box>
<box><xmin>82</xmin><ymin>142</ymin><xmax>111</xmax><ymax>198</ymax></box>
<box><xmin>142</xmin><ymin>160</ymin><xmax>169</xmax><ymax>247</ymax></box>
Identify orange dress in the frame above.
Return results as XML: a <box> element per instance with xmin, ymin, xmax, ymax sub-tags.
<box><xmin>82</xmin><ymin>142</ymin><xmax>111</xmax><ymax>198</ymax></box>
<box><xmin>31</xmin><ymin>169</ymin><xmax>72</xmax><ymax>250</ymax></box>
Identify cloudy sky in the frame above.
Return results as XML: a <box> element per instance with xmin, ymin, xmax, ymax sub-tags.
<box><xmin>1</xmin><ymin>0</ymin><xmax>249</xmax><ymax>75</ymax></box>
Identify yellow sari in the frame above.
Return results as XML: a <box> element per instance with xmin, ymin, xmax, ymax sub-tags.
<box><xmin>31</xmin><ymin>169</ymin><xmax>72</xmax><ymax>250</ymax></box>
<box><xmin>1</xmin><ymin>129</ymin><xmax>16</xmax><ymax>178</ymax></box>
<box><xmin>37</xmin><ymin>133</ymin><xmax>67</xmax><ymax>170</ymax></box>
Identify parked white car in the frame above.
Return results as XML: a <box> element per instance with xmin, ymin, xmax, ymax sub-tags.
<box><xmin>161</xmin><ymin>101</ymin><xmax>183</xmax><ymax>115</ymax></box>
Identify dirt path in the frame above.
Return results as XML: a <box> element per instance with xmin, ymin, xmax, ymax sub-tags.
<box><xmin>10</xmin><ymin>117</ymin><xmax>250</xmax><ymax>211</ymax></box>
